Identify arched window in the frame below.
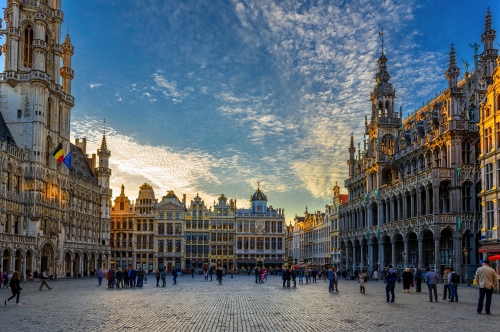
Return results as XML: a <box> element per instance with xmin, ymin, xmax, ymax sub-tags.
<box><xmin>23</xmin><ymin>25</ymin><xmax>34</xmax><ymax>68</ymax></box>
<box><xmin>462</xmin><ymin>141</ymin><xmax>471</xmax><ymax>163</ymax></box>
<box><xmin>462</xmin><ymin>182</ymin><xmax>472</xmax><ymax>212</ymax></box>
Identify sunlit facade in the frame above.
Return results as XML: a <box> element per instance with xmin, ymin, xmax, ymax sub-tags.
<box><xmin>0</xmin><ymin>0</ymin><xmax>111</xmax><ymax>278</ymax></box>
<box><xmin>210</xmin><ymin>194</ymin><xmax>236</xmax><ymax>270</ymax></box>
<box><xmin>154</xmin><ymin>190</ymin><xmax>185</xmax><ymax>272</ymax></box>
<box><xmin>337</xmin><ymin>11</ymin><xmax>496</xmax><ymax>276</ymax></box>
<box><xmin>185</xmin><ymin>194</ymin><xmax>211</xmax><ymax>271</ymax></box>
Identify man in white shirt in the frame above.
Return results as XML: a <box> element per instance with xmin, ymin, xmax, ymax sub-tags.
<box><xmin>38</xmin><ymin>269</ymin><xmax>52</xmax><ymax>291</ymax></box>
<box><xmin>475</xmin><ymin>260</ymin><xmax>498</xmax><ymax>314</ymax></box>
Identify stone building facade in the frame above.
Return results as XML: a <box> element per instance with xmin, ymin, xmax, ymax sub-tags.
<box><xmin>338</xmin><ymin>11</ymin><xmax>496</xmax><ymax>276</ymax></box>
<box><xmin>0</xmin><ymin>0</ymin><xmax>111</xmax><ymax>278</ymax></box>
<box><xmin>210</xmin><ymin>194</ymin><xmax>235</xmax><ymax>270</ymax></box>
<box><xmin>155</xmin><ymin>190</ymin><xmax>185</xmax><ymax>272</ymax></box>
<box><xmin>185</xmin><ymin>194</ymin><xmax>210</xmax><ymax>271</ymax></box>
<box><xmin>235</xmin><ymin>185</ymin><xmax>286</xmax><ymax>269</ymax></box>
<box><xmin>478</xmin><ymin>11</ymin><xmax>500</xmax><ymax>256</ymax></box>
<box><xmin>110</xmin><ymin>185</ymin><xmax>134</xmax><ymax>270</ymax></box>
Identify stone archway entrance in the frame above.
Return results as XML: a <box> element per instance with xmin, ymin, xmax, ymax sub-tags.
<box><xmin>64</xmin><ymin>252</ymin><xmax>72</xmax><ymax>277</ymax></box>
<box><xmin>15</xmin><ymin>249</ymin><xmax>22</xmax><ymax>274</ymax></box>
<box><xmin>2</xmin><ymin>249</ymin><xmax>12</xmax><ymax>272</ymax></box>
<box><xmin>40</xmin><ymin>243</ymin><xmax>54</xmax><ymax>274</ymax></box>
<box><xmin>26</xmin><ymin>250</ymin><xmax>33</xmax><ymax>273</ymax></box>
<box><xmin>74</xmin><ymin>252</ymin><xmax>81</xmax><ymax>277</ymax></box>
<box><xmin>83</xmin><ymin>253</ymin><xmax>89</xmax><ymax>276</ymax></box>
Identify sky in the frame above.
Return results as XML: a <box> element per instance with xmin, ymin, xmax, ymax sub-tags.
<box><xmin>3</xmin><ymin>0</ymin><xmax>497</xmax><ymax>222</ymax></box>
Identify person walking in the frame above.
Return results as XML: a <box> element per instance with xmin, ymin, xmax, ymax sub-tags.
<box><xmin>360</xmin><ymin>271</ymin><xmax>366</xmax><ymax>293</ymax></box>
<box><xmin>38</xmin><ymin>269</ymin><xmax>52</xmax><ymax>291</ymax></box>
<box><xmin>204</xmin><ymin>268</ymin><xmax>208</xmax><ymax>281</ymax></box>
<box><xmin>192</xmin><ymin>268</ymin><xmax>195</xmax><ymax>279</ymax></box>
<box><xmin>216</xmin><ymin>267</ymin><xmax>223</xmax><ymax>285</ymax></box>
<box><xmin>156</xmin><ymin>270</ymin><xmax>161</xmax><ymax>286</ymax></box>
<box><xmin>172</xmin><ymin>269</ymin><xmax>178</xmax><ymax>285</ymax></box>
<box><xmin>448</xmin><ymin>267</ymin><xmax>459</xmax><ymax>302</ymax></box>
<box><xmin>128</xmin><ymin>267</ymin><xmax>137</xmax><ymax>287</ymax></box>
<box><xmin>401</xmin><ymin>268</ymin><xmax>413</xmax><ymax>293</ymax></box>
<box><xmin>109</xmin><ymin>267</ymin><xmax>116</xmax><ymax>287</ymax></box>
<box><xmin>137</xmin><ymin>268</ymin><xmax>145</xmax><ymax>287</ymax></box>
<box><xmin>4</xmin><ymin>271</ymin><xmax>22</xmax><ymax>306</ymax></box>
<box><xmin>115</xmin><ymin>268</ymin><xmax>124</xmax><ymax>288</ymax></box>
<box><xmin>475</xmin><ymin>259</ymin><xmax>498</xmax><ymax>314</ymax></box>
<box><xmin>285</xmin><ymin>268</ymin><xmax>292</xmax><ymax>287</ymax></box>
<box><xmin>106</xmin><ymin>269</ymin><xmax>113</xmax><ymax>288</ymax></box>
<box><xmin>209</xmin><ymin>267</ymin><xmax>213</xmax><ymax>282</ymax></box>
<box><xmin>414</xmin><ymin>267</ymin><xmax>422</xmax><ymax>292</ymax></box>
<box><xmin>442</xmin><ymin>267</ymin><xmax>451</xmax><ymax>300</ymax></box>
<box><xmin>160</xmin><ymin>269</ymin><xmax>167</xmax><ymax>287</ymax></box>
<box><xmin>372</xmin><ymin>270</ymin><xmax>379</xmax><ymax>283</ymax></box>
<box><xmin>312</xmin><ymin>269</ymin><xmax>317</xmax><ymax>283</ymax></box>
<box><xmin>328</xmin><ymin>267</ymin><xmax>335</xmax><ymax>292</ymax></box>
<box><xmin>96</xmin><ymin>268</ymin><xmax>103</xmax><ymax>286</ymax></box>
<box><xmin>123</xmin><ymin>269</ymin><xmax>129</xmax><ymax>288</ymax></box>
<box><xmin>298</xmin><ymin>268</ymin><xmax>304</xmax><ymax>285</ymax></box>
<box><xmin>230</xmin><ymin>267</ymin><xmax>234</xmax><ymax>278</ymax></box>
<box><xmin>255</xmin><ymin>267</ymin><xmax>260</xmax><ymax>284</ymax></box>
<box><xmin>333</xmin><ymin>267</ymin><xmax>339</xmax><ymax>292</ymax></box>
<box><xmin>385</xmin><ymin>264</ymin><xmax>397</xmax><ymax>304</ymax></box>
<box><xmin>424</xmin><ymin>267</ymin><xmax>439</xmax><ymax>302</ymax></box>
<box><xmin>292</xmin><ymin>268</ymin><xmax>297</xmax><ymax>288</ymax></box>
<box><xmin>304</xmin><ymin>268</ymin><xmax>310</xmax><ymax>284</ymax></box>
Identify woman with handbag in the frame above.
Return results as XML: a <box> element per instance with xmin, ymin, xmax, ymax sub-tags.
<box><xmin>4</xmin><ymin>271</ymin><xmax>22</xmax><ymax>306</ymax></box>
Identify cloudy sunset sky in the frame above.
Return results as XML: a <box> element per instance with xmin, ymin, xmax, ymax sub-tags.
<box><xmin>5</xmin><ymin>0</ymin><xmax>496</xmax><ymax>221</ymax></box>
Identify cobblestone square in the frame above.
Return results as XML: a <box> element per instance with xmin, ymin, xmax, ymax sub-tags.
<box><xmin>0</xmin><ymin>274</ymin><xmax>496</xmax><ymax>332</ymax></box>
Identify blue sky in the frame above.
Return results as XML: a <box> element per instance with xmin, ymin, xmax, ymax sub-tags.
<box><xmin>4</xmin><ymin>0</ymin><xmax>497</xmax><ymax>221</ymax></box>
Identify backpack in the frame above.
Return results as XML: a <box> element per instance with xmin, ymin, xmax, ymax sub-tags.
<box><xmin>389</xmin><ymin>271</ymin><xmax>397</xmax><ymax>283</ymax></box>
<box><xmin>451</xmin><ymin>272</ymin><xmax>461</xmax><ymax>284</ymax></box>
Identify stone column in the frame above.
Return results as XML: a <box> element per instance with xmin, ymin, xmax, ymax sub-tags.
<box><xmin>390</xmin><ymin>197</ymin><xmax>395</xmax><ymax>222</ymax></box>
<box><xmin>10</xmin><ymin>250</ymin><xmax>15</xmax><ymax>272</ymax></box>
<box><xmin>453</xmin><ymin>233</ymin><xmax>462</xmax><ymax>275</ymax></box>
<box><xmin>417</xmin><ymin>188</ymin><xmax>422</xmax><ymax>217</ymax></box>
<box><xmin>379</xmin><ymin>241</ymin><xmax>384</xmax><ymax>268</ymax></box>
<box><xmin>352</xmin><ymin>244</ymin><xmax>357</xmax><ymax>272</ymax></box>
<box><xmin>434</xmin><ymin>237</ymin><xmax>441</xmax><ymax>273</ymax></box>
<box><xmin>360</xmin><ymin>244</ymin><xmax>365</xmax><ymax>269</ymax></box>
<box><xmin>21</xmin><ymin>255</ymin><xmax>26</xmax><ymax>280</ymax></box>
<box><xmin>345</xmin><ymin>245</ymin><xmax>350</xmax><ymax>272</ymax></box>
<box><xmin>391</xmin><ymin>239</ymin><xmax>396</xmax><ymax>267</ymax></box>
<box><xmin>426</xmin><ymin>188</ymin><xmax>430</xmax><ymax>215</ymax></box>
<box><xmin>70</xmin><ymin>260</ymin><xmax>74</xmax><ymax>277</ymax></box>
<box><xmin>368</xmin><ymin>240</ymin><xmax>374</xmax><ymax>272</ymax></box>
<box><xmin>403</xmin><ymin>239</ymin><xmax>409</xmax><ymax>268</ymax></box>
<box><xmin>410</xmin><ymin>193</ymin><xmax>415</xmax><ymax>218</ymax></box>
<box><xmin>418</xmin><ymin>238</ymin><xmax>424</xmax><ymax>269</ymax></box>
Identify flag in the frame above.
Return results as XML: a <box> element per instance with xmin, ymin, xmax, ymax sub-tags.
<box><xmin>378</xmin><ymin>31</ymin><xmax>384</xmax><ymax>36</ymax></box>
<box><xmin>63</xmin><ymin>150</ymin><xmax>72</xmax><ymax>169</ymax></box>
<box><xmin>51</xmin><ymin>143</ymin><xmax>64</xmax><ymax>163</ymax></box>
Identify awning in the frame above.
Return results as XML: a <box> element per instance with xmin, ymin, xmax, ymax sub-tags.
<box><xmin>488</xmin><ymin>255</ymin><xmax>500</xmax><ymax>260</ymax></box>
<box><xmin>478</xmin><ymin>244</ymin><xmax>500</xmax><ymax>253</ymax></box>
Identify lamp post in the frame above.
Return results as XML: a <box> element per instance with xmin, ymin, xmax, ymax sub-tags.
<box><xmin>463</xmin><ymin>247</ymin><xmax>470</xmax><ymax>286</ymax></box>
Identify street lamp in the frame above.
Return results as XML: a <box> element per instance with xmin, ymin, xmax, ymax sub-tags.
<box><xmin>463</xmin><ymin>247</ymin><xmax>470</xmax><ymax>286</ymax></box>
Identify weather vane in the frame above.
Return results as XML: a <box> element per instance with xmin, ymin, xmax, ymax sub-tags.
<box><xmin>378</xmin><ymin>29</ymin><xmax>385</xmax><ymax>54</ymax></box>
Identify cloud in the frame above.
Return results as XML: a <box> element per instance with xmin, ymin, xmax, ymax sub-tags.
<box><xmin>70</xmin><ymin>115</ymin><xmax>256</xmax><ymax>209</ymax></box>
<box><xmin>89</xmin><ymin>83</ymin><xmax>103</xmax><ymax>89</ymax></box>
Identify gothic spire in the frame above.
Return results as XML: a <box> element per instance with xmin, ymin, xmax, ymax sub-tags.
<box><xmin>446</xmin><ymin>44</ymin><xmax>460</xmax><ymax>89</ymax></box>
<box><xmin>121</xmin><ymin>184</ymin><xmax>125</xmax><ymax>196</ymax></box>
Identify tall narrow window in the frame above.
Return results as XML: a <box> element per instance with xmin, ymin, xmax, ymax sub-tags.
<box><xmin>462</xmin><ymin>141</ymin><xmax>471</xmax><ymax>163</ymax></box>
<box><xmin>23</xmin><ymin>26</ymin><xmax>34</xmax><ymax>68</ymax></box>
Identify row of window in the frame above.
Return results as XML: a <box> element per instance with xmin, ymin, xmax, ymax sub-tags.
<box><xmin>236</xmin><ymin>220</ymin><xmax>283</xmax><ymax>233</ymax></box>
<box><xmin>236</xmin><ymin>237</ymin><xmax>283</xmax><ymax>250</ymax></box>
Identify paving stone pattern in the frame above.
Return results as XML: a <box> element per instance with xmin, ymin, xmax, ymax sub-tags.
<box><xmin>0</xmin><ymin>275</ymin><xmax>496</xmax><ymax>331</ymax></box>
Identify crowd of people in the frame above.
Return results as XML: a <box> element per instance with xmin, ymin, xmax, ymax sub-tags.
<box><xmin>0</xmin><ymin>260</ymin><xmax>498</xmax><ymax>313</ymax></box>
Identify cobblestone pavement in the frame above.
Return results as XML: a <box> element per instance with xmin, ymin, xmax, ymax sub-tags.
<box><xmin>0</xmin><ymin>274</ymin><xmax>496</xmax><ymax>332</ymax></box>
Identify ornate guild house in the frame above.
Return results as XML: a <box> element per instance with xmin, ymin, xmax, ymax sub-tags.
<box><xmin>0</xmin><ymin>0</ymin><xmax>111</xmax><ymax>278</ymax></box>
<box><xmin>338</xmin><ymin>10</ymin><xmax>497</xmax><ymax>277</ymax></box>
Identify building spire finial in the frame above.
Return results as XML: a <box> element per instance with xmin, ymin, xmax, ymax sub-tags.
<box><xmin>379</xmin><ymin>29</ymin><xmax>385</xmax><ymax>54</ymax></box>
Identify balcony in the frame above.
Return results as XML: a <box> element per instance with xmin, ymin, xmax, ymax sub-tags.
<box><xmin>0</xmin><ymin>233</ymin><xmax>36</xmax><ymax>245</ymax></box>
